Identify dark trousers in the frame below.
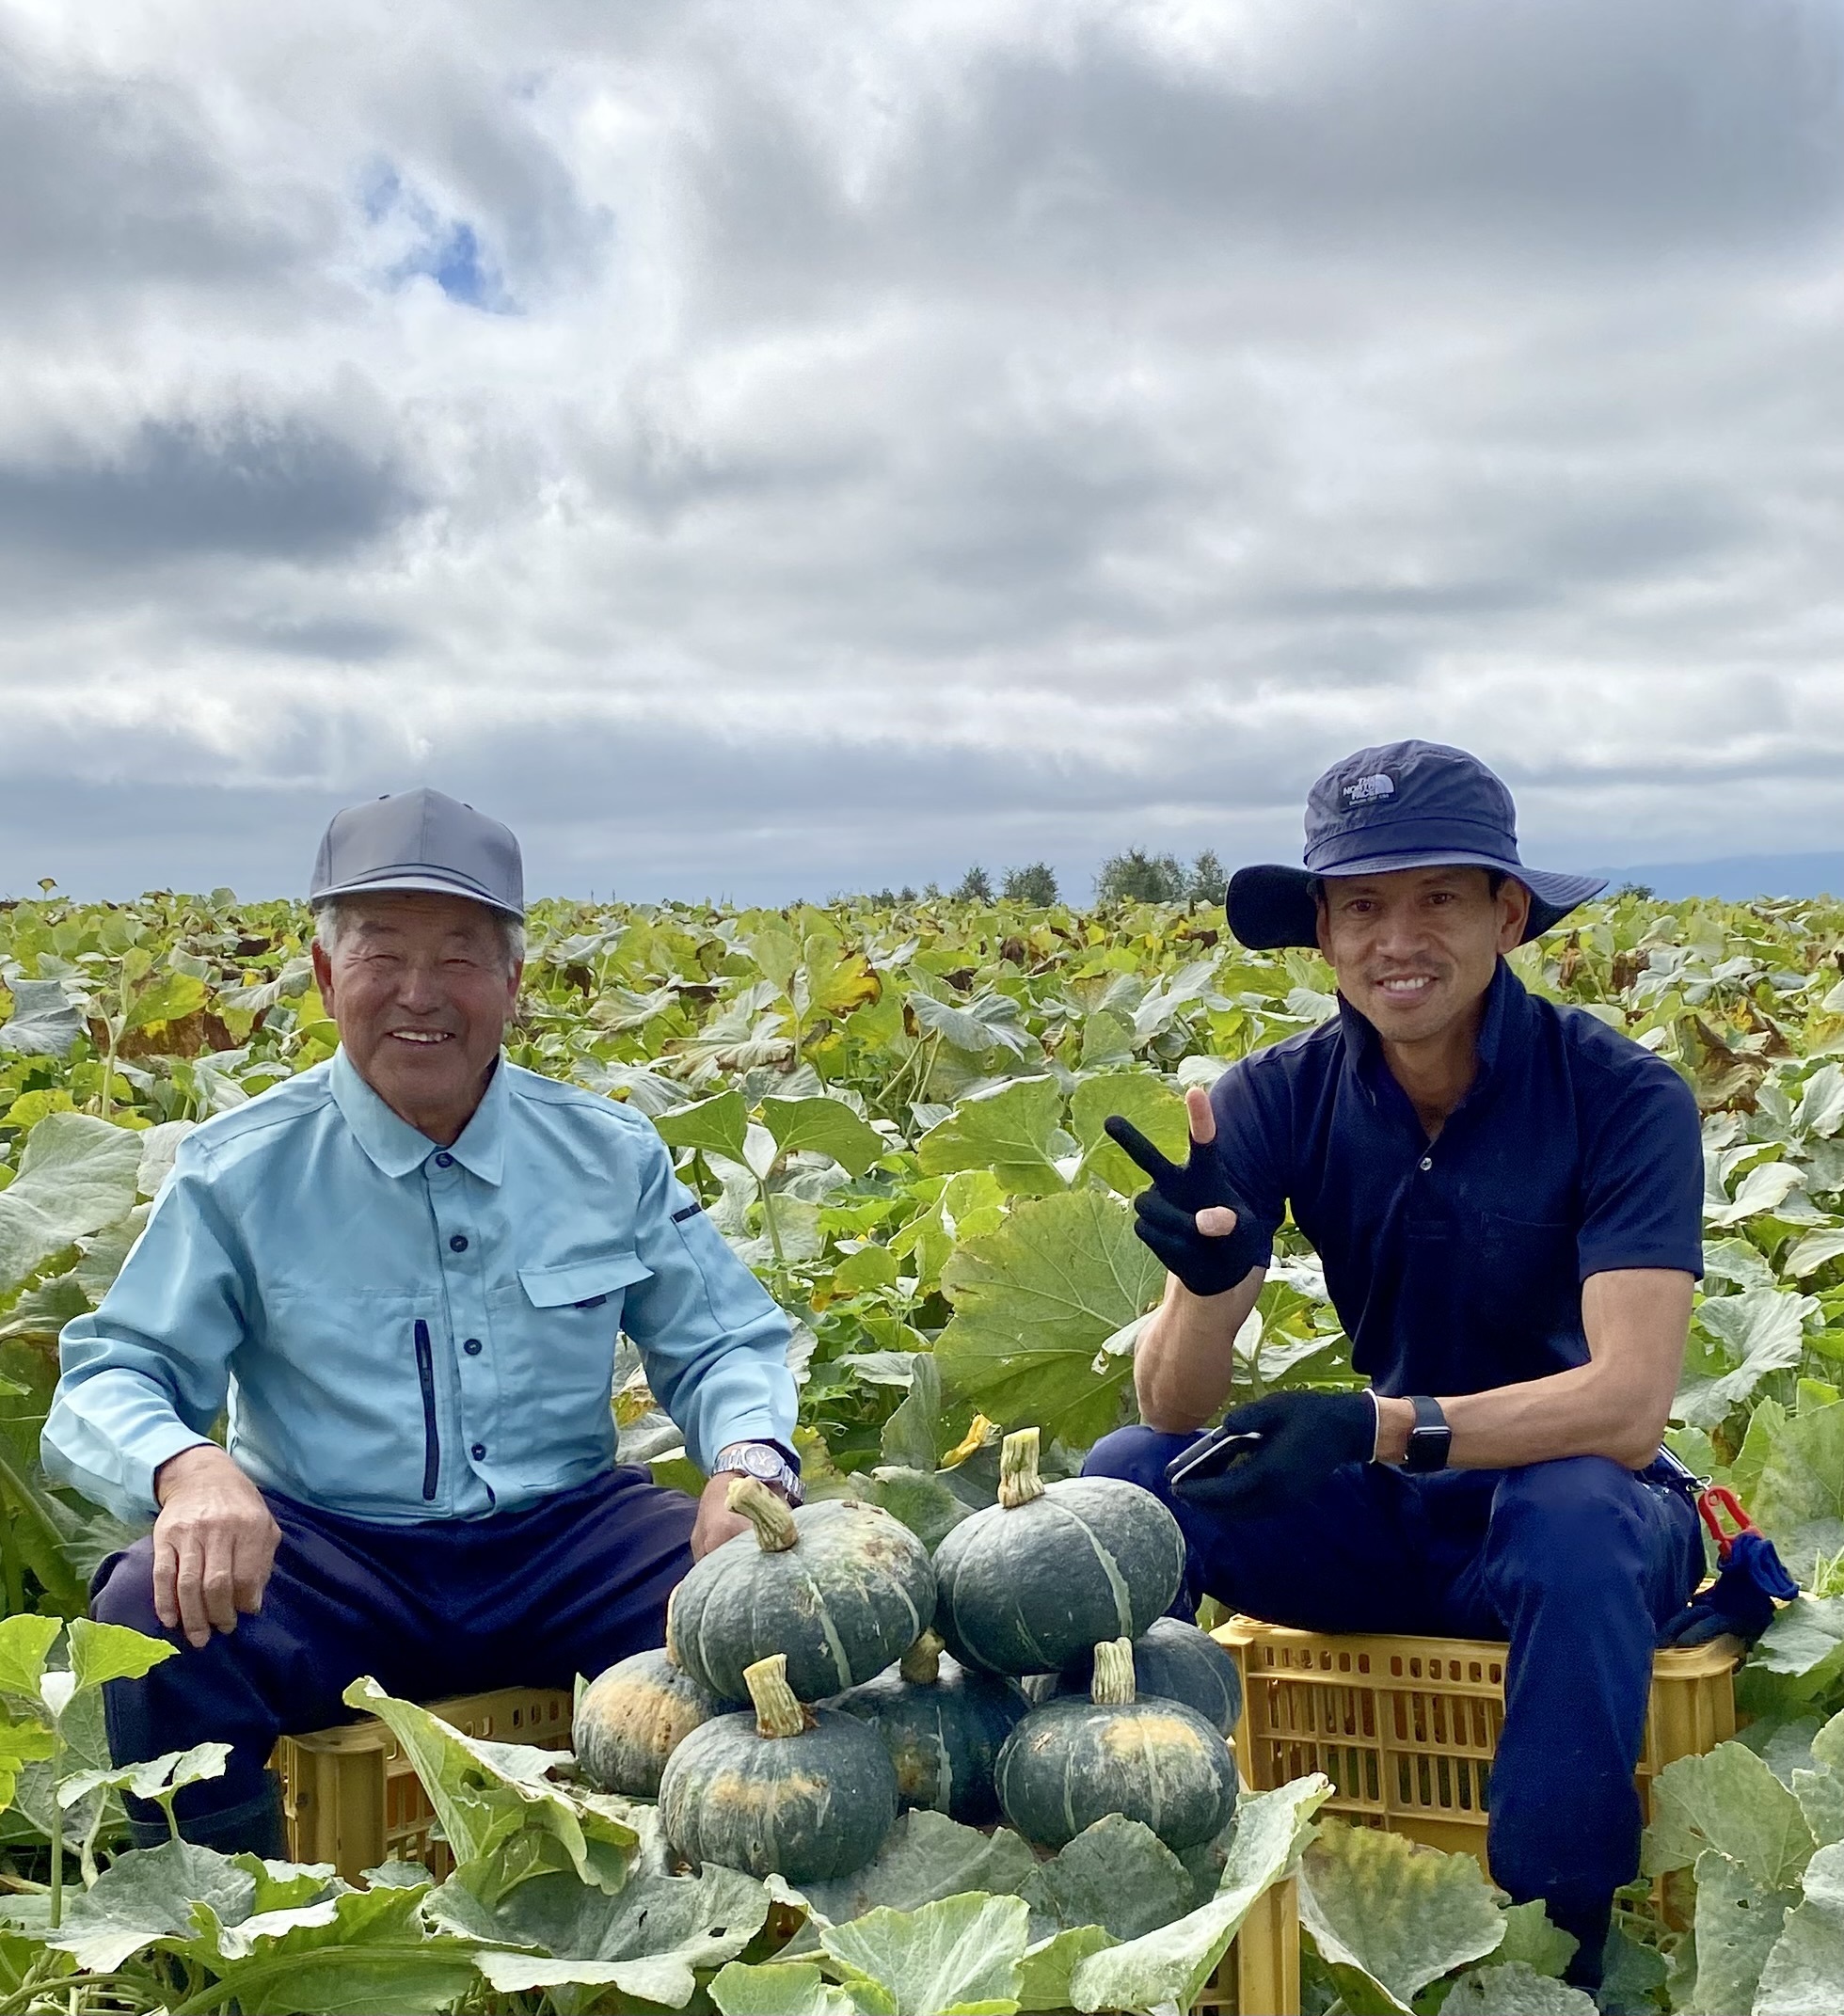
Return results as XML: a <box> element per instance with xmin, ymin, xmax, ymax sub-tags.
<box><xmin>90</xmin><ymin>1467</ymin><xmax>696</xmax><ymax>1847</ymax></box>
<box><xmin>1084</xmin><ymin>1429</ymin><xmax>1702</xmax><ymax>1964</ymax></box>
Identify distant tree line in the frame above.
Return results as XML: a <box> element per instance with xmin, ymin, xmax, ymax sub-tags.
<box><xmin>857</xmin><ymin>849</ymin><xmax>1228</xmax><ymax>910</ymax></box>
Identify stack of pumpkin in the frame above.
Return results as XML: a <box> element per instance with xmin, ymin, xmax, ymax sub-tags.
<box><xmin>573</xmin><ymin>1427</ymin><xmax>1244</xmax><ymax>1883</ymax></box>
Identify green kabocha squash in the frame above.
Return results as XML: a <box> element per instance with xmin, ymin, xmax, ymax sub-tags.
<box><xmin>931</xmin><ymin>1427</ymin><xmax>1185</xmax><ymax>1676</ymax></box>
<box><xmin>659</xmin><ymin>1652</ymin><xmax>899</xmax><ymax>1883</ymax></box>
<box><xmin>572</xmin><ymin>1638</ymin><xmax>721</xmax><ymax>1799</ymax></box>
<box><xmin>668</xmin><ymin>1478</ymin><xmax>936</xmax><ymax>1704</ymax></box>
<box><xmin>835</xmin><ymin>1629</ymin><xmax>1030</xmax><ymax>1825</ymax></box>
<box><xmin>995</xmin><ymin>1637</ymin><xmax>1238</xmax><ymax>1852</ymax></box>
<box><xmin>1053</xmin><ymin>1616</ymin><xmax>1243</xmax><ymax>1736</ymax></box>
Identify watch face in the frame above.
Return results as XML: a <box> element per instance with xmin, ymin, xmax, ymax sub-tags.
<box><xmin>721</xmin><ymin>1443</ymin><xmax>781</xmax><ymax>1481</ymax></box>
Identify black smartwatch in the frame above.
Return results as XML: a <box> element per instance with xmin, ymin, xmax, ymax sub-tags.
<box><xmin>1403</xmin><ymin>1396</ymin><xmax>1452</xmax><ymax>1474</ymax></box>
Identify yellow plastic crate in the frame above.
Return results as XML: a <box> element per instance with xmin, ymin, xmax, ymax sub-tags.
<box><xmin>274</xmin><ymin>1686</ymin><xmax>573</xmax><ymax>1882</ymax></box>
<box><xmin>1216</xmin><ymin>1618</ymin><xmax>1737</xmax><ymax>1867</ymax></box>
<box><xmin>278</xmin><ymin>1686</ymin><xmax>1301</xmax><ymax>2010</ymax></box>
<box><xmin>1193</xmin><ymin>1875</ymin><xmax>1301</xmax><ymax>2016</ymax></box>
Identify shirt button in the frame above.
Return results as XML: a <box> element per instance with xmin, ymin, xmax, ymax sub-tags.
<box><xmin>1420</xmin><ymin>1156</ymin><xmax>1433</xmax><ymax>1171</ymax></box>
<box><xmin>450</xmin><ymin>1234</ymin><xmax>469</xmax><ymax>1252</ymax></box>
<box><xmin>464</xmin><ymin>1338</ymin><xmax>483</xmax><ymax>1356</ymax></box>
<box><xmin>470</xmin><ymin>1442</ymin><xmax>486</xmax><ymax>1460</ymax></box>
<box><xmin>435</xmin><ymin>1152</ymin><xmax>453</xmax><ymax>1168</ymax></box>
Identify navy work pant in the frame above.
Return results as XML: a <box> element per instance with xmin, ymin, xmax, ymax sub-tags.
<box><xmin>1085</xmin><ymin>1430</ymin><xmax>1702</xmax><ymax>1965</ymax></box>
<box><xmin>91</xmin><ymin>1466</ymin><xmax>696</xmax><ymax>1849</ymax></box>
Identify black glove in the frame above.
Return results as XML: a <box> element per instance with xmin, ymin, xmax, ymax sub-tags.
<box><xmin>1105</xmin><ymin>1115</ymin><xmax>1269</xmax><ymax>1298</ymax></box>
<box><xmin>1167</xmin><ymin>1390</ymin><xmax>1376</xmax><ymax>1516</ymax></box>
<box><xmin>1656</xmin><ymin>1532</ymin><xmax>1797</xmax><ymax>1648</ymax></box>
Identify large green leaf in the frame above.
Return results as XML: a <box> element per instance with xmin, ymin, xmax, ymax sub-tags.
<box><xmin>1070</xmin><ymin>1776</ymin><xmax>1330</xmax><ymax>2015</ymax></box>
<box><xmin>176</xmin><ymin>1882</ymin><xmax>482</xmax><ymax>2015</ymax></box>
<box><xmin>1754</xmin><ymin>1841</ymin><xmax>1844</xmax><ymax>2014</ymax></box>
<box><xmin>1677</xmin><ymin>1291</ymin><xmax>1817</xmax><ymax>1428</ymax></box>
<box><xmin>762</xmin><ymin>1096</ymin><xmax>888</xmax><ymax>1176</ymax></box>
<box><xmin>50</xmin><ymin>1839</ymin><xmax>265</xmax><ymax>1969</ymax></box>
<box><xmin>1296</xmin><ymin>1821</ymin><xmax>1504</xmax><ymax>2015</ymax></box>
<box><xmin>1019</xmin><ymin>1815</ymin><xmax>1194</xmax><ymax>1941</ymax></box>
<box><xmin>0</xmin><ymin>1114</ymin><xmax>142</xmax><ymax>1296</ymax></box>
<box><xmin>1068</xmin><ymin>1072</ymin><xmax>1187</xmax><ymax>1198</ymax></box>
<box><xmin>1745</xmin><ymin>1402</ymin><xmax>1844</xmax><ymax>1582</ymax></box>
<box><xmin>654</xmin><ymin>1089</ymin><xmax>752</xmax><ymax>1166</ymax></box>
<box><xmin>712</xmin><ymin>1960</ymin><xmax>859</xmax><ymax>2016</ymax></box>
<box><xmin>342</xmin><ymin>1677</ymin><xmax>637</xmax><ymax>1897</ymax></box>
<box><xmin>781</xmin><ymin>1811</ymin><xmax>1039</xmax><ymax>1953</ymax></box>
<box><xmin>1752</xmin><ymin>1600</ymin><xmax>1844</xmax><ymax>1706</ymax></box>
<box><xmin>820</xmin><ymin>1892</ymin><xmax>1029</xmax><ymax>2016</ymax></box>
<box><xmin>1679</xmin><ymin>1848</ymin><xmax>1799</xmax><ymax>2016</ymax></box>
<box><xmin>1440</xmin><ymin>1963</ymin><xmax>1597</xmax><ymax>2014</ymax></box>
<box><xmin>0</xmin><ymin>1615</ymin><xmax>62</xmax><ymax>1700</ymax></box>
<box><xmin>67</xmin><ymin>1617</ymin><xmax>178</xmax><ymax>1694</ymax></box>
<box><xmin>0</xmin><ymin>1715</ymin><xmax>55</xmax><ymax>1806</ymax></box>
<box><xmin>908</xmin><ymin>989</ymin><xmax>1033</xmax><ymax>1059</ymax></box>
<box><xmin>124</xmin><ymin>969</ymin><xmax>211</xmax><ymax>1033</ymax></box>
<box><xmin>1493</xmin><ymin>1900</ymin><xmax>1577</xmax><ymax>1979</ymax></box>
<box><xmin>935</xmin><ymin>1189</ymin><xmax>1164</xmax><ymax>1449</ymax></box>
<box><xmin>917</xmin><ymin>1078</ymin><xmax>1068</xmax><ymax>1197</ymax></box>
<box><xmin>1017</xmin><ymin>1926</ymin><xmax>1116</xmax><ymax>2013</ymax></box>
<box><xmin>437</xmin><ymin>1864</ymin><xmax>770</xmax><ymax>2008</ymax></box>
<box><xmin>0</xmin><ymin>980</ymin><xmax>83</xmax><ymax>1058</ymax></box>
<box><xmin>1643</xmin><ymin>1741</ymin><xmax>1817</xmax><ymax>1889</ymax></box>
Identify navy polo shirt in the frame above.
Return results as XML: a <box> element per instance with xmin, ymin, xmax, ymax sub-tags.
<box><xmin>1210</xmin><ymin>960</ymin><xmax>1704</xmax><ymax>1398</ymax></box>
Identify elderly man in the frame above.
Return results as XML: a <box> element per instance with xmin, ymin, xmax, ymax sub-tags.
<box><xmin>1092</xmin><ymin>742</ymin><xmax>1707</xmax><ymax>1992</ymax></box>
<box><xmin>46</xmin><ymin>789</ymin><xmax>799</xmax><ymax>1855</ymax></box>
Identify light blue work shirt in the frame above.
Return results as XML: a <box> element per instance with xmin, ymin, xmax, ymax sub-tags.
<box><xmin>44</xmin><ymin>1049</ymin><xmax>796</xmax><ymax>1526</ymax></box>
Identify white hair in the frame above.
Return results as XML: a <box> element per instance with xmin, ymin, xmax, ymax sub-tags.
<box><xmin>312</xmin><ymin>895</ymin><xmax>525</xmax><ymax>974</ymax></box>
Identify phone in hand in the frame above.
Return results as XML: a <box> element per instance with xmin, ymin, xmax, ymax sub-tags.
<box><xmin>1164</xmin><ymin>1423</ymin><xmax>1265</xmax><ymax>1489</ymax></box>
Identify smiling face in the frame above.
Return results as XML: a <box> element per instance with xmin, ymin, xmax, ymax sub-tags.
<box><xmin>311</xmin><ymin>892</ymin><xmax>522</xmax><ymax>1144</ymax></box>
<box><xmin>1314</xmin><ymin>865</ymin><xmax>1531</xmax><ymax>1048</ymax></box>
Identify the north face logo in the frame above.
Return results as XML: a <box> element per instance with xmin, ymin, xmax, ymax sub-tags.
<box><xmin>1343</xmin><ymin>773</ymin><xmax>1395</xmax><ymax>807</ymax></box>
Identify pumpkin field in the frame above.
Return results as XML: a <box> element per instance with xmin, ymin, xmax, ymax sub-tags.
<box><xmin>0</xmin><ymin>884</ymin><xmax>1842</xmax><ymax>2013</ymax></box>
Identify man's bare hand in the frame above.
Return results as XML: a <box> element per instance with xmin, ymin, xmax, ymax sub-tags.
<box><xmin>689</xmin><ymin>1471</ymin><xmax>801</xmax><ymax>1561</ymax></box>
<box><xmin>152</xmin><ymin>1446</ymin><xmax>280</xmax><ymax>1649</ymax></box>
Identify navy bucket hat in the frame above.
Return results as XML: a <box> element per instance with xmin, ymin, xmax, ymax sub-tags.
<box><xmin>1226</xmin><ymin>740</ymin><xmax>1606</xmax><ymax>951</ymax></box>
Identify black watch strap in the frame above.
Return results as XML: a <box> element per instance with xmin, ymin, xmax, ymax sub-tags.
<box><xmin>1403</xmin><ymin>1395</ymin><xmax>1452</xmax><ymax>1474</ymax></box>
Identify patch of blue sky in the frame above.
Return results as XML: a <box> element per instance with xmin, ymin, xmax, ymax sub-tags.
<box><xmin>360</xmin><ymin>158</ymin><xmax>518</xmax><ymax>314</ymax></box>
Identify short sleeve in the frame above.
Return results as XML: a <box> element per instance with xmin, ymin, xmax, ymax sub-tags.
<box><xmin>1576</xmin><ymin>1056</ymin><xmax>1705</xmax><ymax>1282</ymax></box>
<box><xmin>1207</xmin><ymin>1056</ymin><xmax>1292</xmax><ymax>1268</ymax></box>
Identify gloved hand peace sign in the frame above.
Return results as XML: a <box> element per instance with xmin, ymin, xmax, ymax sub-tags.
<box><xmin>1105</xmin><ymin>1087</ymin><xmax>1270</xmax><ymax>1298</ymax></box>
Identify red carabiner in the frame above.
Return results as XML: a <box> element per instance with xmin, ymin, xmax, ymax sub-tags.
<box><xmin>1697</xmin><ymin>1485</ymin><xmax>1756</xmax><ymax>1563</ymax></box>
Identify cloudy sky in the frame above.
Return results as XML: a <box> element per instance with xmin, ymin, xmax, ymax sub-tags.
<box><xmin>3</xmin><ymin>0</ymin><xmax>1842</xmax><ymax>904</ymax></box>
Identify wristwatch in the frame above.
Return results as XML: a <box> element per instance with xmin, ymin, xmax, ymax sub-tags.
<box><xmin>712</xmin><ymin>1440</ymin><xmax>804</xmax><ymax>1506</ymax></box>
<box><xmin>1402</xmin><ymin>1397</ymin><xmax>1452</xmax><ymax>1474</ymax></box>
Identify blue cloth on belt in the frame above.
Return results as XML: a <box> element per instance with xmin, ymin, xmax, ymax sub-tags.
<box><xmin>89</xmin><ymin>1466</ymin><xmax>695</xmax><ymax>1833</ymax></box>
<box><xmin>1087</xmin><ymin>1428</ymin><xmax>1703</xmax><ymax>1934</ymax></box>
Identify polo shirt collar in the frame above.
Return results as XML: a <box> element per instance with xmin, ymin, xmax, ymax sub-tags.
<box><xmin>1336</xmin><ymin>957</ymin><xmax>1527</xmax><ymax>1097</ymax></box>
<box><xmin>330</xmin><ymin>1047</ymin><xmax>508</xmax><ymax>1184</ymax></box>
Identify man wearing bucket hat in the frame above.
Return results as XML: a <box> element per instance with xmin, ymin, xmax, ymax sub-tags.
<box><xmin>47</xmin><ymin>789</ymin><xmax>799</xmax><ymax>1856</ymax></box>
<box><xmin>1088</xmin><ymin>741</ymin><xmax>1707</xmax><ymax>1992</ymax></box>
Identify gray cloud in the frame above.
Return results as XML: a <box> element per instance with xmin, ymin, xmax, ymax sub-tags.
<box><xmin>0</xmin><ymin>414</ymin><xmax>422</xmax><ymax>569</ymax></box>
<box><xmin>0</xmin><ymin>0</ymin><xmax>1840</xmax><ymax>901</ymax></box>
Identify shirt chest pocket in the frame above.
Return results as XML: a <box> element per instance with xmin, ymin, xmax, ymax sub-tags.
<box><xmin>1476</xmin><ymin>1213</ymin><xmax>1580</xmax><ymax>1328</ymax></box>
<box><xmin>517</xmin><ymin>1249</ymin><xmax>654</xmax><ymax>1323</ymax></box>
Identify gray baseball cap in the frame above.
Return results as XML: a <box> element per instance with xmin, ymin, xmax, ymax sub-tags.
<box><xmin>310</xmin><ymin>787</ymin><xmax>524</xmax><ymax>920</ymax></box>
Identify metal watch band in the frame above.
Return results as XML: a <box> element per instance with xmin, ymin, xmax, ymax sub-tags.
<box><xmin>1403</xmin><ymin>1395</ymin><xmax>1452</xmax><ymax>1474</ymax></box>
<box><xmin>712</xmin><ymin>1440</ymin><xmax>804</xmax><ymax>1505</ymax></box>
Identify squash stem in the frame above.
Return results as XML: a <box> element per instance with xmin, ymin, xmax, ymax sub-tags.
<box><xmin>899</xmin><ymin>1630</ymin><xmax>944</xmax><ymax>1687</ymax></box>
<box><xmin>727</xmin><ymin>1476</ymin><xmax>799</xmax><ymax>1552</ymax></box>
<box><xmin>743</xmin><ymin>1654</ymin><xmax>809</xmax><ymax>1739</ymax></box>
<box><xmin>997</xmin><ymin>1426</ymin><xmax>1045</xmax><ymax>1510</ymax></box>
<box><xmin>1091</xmin><ymin>1638</ymin><xmax>1137</xmax><ymax>1706</ymax></box>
